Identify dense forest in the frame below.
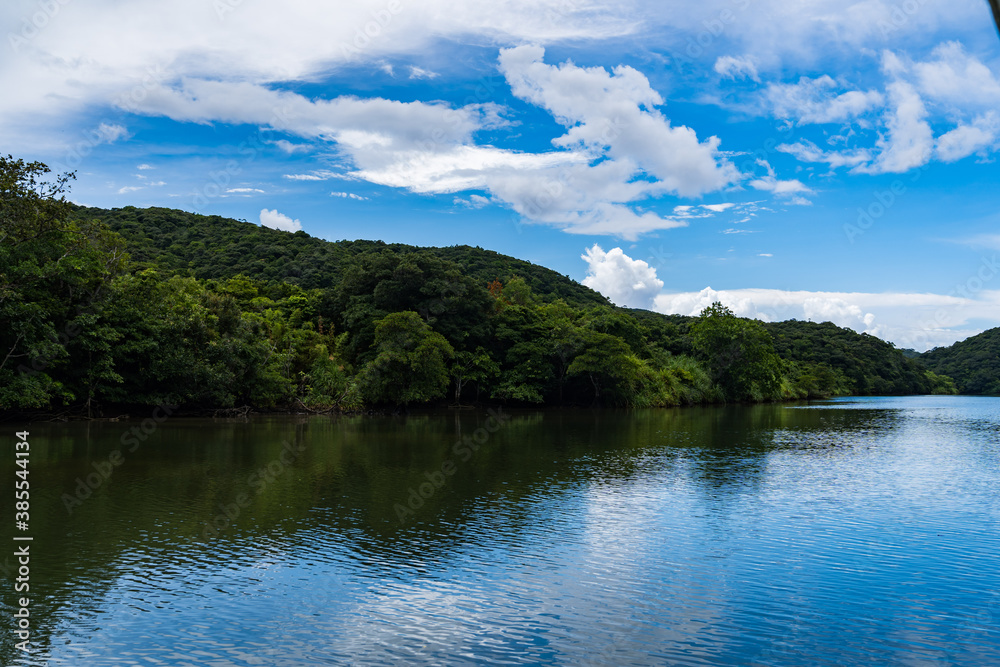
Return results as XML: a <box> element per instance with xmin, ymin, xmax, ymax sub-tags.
<box><xmin>920</xmin><ymin>328</ymin><xmax>1000</xmax><ymax>395</ymax></box>
<box><xmin>0</xmin><ymin>156</ymin><xmax>961</xmax><ymax>418</ymax></box>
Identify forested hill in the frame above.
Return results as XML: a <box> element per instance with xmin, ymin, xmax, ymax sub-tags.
<box><xmin>1</xmin><ymin>155</ymin><xmax>956</xmax><ymax>418</ymax></box>
<box><xmin>75</xmin><ymin>205</ymin><xmax>941</xmax><ymax>400</ymax></box>
<box><xmin>625</xmin><ymin>310</ymin><xmax>947</xmax><ymax>398</ymax></box>
<box><xmin>920</xmin><ymin>328</ymin><xmax>1000</xmax><ymax>395</ymax></box>
<box><xmin>71</xmin><ymin>205</ymin><xmax>610</xmax><ymax>310</ymax></box>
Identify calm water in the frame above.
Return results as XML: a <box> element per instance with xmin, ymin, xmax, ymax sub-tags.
<box><xmin>1</xmin><ymin>396</ymin><xmax>999</xmax><ymax>666</ymax></box>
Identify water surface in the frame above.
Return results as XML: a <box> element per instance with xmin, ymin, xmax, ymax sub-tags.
<box><xmin>2</xmin><ymin>396</ymin><xmax>998</xmax><ymax>665</ymax></box>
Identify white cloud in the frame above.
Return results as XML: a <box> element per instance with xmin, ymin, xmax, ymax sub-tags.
<box><xmin>136</xmin><ymin>163</ymin><xmax>154</xmax><ymax>170</ymax></box>
<box><xmin>271</xmin><ymin>139</ymin><xmax>309</xmax><ymax>154</ymax></box>
<box><xmin>499</xmin><ymin>45</ymin><xmax>738</xmax><ymax>198</ymax></box>
<box><xmin>454</xmin><ymin>194</ymin><xmax>491</xmax><ymax>208</ymax></box>
<box><xmin>408</xmin><ymin>66</ymin><xmax>439</xmax><ymax>80</ymax></box>
<box><xmin>652</xmin><ymin>286</ymin><xmax>1000</xmax><ymax>351</ymax></box>
<box><xmin>765</xmin><ymin>75</ymin><xmax>883</xmax><ymax>124</ymax></box>
<box><xmin>748</xmin><ymin>159</ymin><xmax>813</xmax><ymax>203</ymax></box>
<box><xmin>331</xmin><ymin>191</ymin><xmax>369</xmax><ymax>200</ymax></box>
<box><xmin>935</xmin><ymin>112</ymin><xmax>1000</xmax><ymax>163</ymax></box>
<box><xmin>855</xmin><ymin>79</ymin><xmax>934</xmax><ymax>174</ymax></box>
<box><xmin>259</xmin><ymin>208</ymin><xmax>302</xmax><ymax>232</ymax></box>
<box><xmin>284</xmin><ymin>170</ymin><xmax>341</xmax><ymax>181</ymax></box>
<box><xmin>581</xmin><ymin>244</ymin><xmax>664</xmax><ymax>309</ymax></box>
<box><xmin>714</xmin><ymin>55</ymin><xmax>759</xmax><ymax>82</ymax></box>
<box><xmin>777</xmin><ymin>140</ymin><xmax>872</xmax><ymax>169</ymax></box>
<box><xmin>226</xmin><ymin>187</ymin><xmax>265</xmax><ymax>193</ymax></box>
<box><xmin>138</xmin><ymin>46</ymin><xmax>738</xmax><ymax>240</ymax></box>
<box><xmin>702</xmin><ymin>203</ymin><xmax>736</xmax><ymax>212</ymax></box>
<box><xmin>96</xmin><ymin>122</ymin><xmax>130</xmax><ymax>144</ymax></box>
<box><xmin>117</xmin><ymin>185</ymin><xmax>143</xmax><ymax>194</ymax></box>
<box><xmin>913</xmin><ymin>42</ymin><xmax>1000</xmax><ymax>109</ymax></box>
<box><xmin>758</xmin><ymin>253</ymin><xmax>773</xmax><ymax>257</ymax></box>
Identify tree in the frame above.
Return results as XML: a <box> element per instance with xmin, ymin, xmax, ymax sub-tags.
<box><xmin>357</xmin><ymin>311</ymin><xmax>454</xmax><ymax>406</ymax></box>
<box><xmin>567</xmin><ymin>331</ymin><xmax>644</xmax><ymax>405</ymax></box>
<box><xmin>691</xmin><ymin>302</ymin><xmax>782</xmax><ymax>402</ymax></box>
<box><xmin>0</xmin><ymin>156</ymin><xmax>127</xmax><ymax>410</ymax></box>
<box><xmin>451</xmin><ymin>347</ymin><xmax>499</xmax><ymax>406</ymax></box>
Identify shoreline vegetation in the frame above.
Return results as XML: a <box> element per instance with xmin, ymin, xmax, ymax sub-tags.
<box><xmin>1</xmin><ymin>156</ymin><xmax>984</xmax><ymax>423</ymax></box>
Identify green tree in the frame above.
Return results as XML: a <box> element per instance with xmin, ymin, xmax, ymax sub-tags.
<box><xmin>451</xmin><ymin>347</ymin><xmax>499</xmax><ymax>406</ymax></box>
<box><xmin>567</xmin><ymin>331</ymin><xmax>644</xmax><ymax>405</ymax></box>
<box><xmin>358</xmin><ymin>311</ymin><xmax>455</xmax><ymax>406</ymax></box>
<box><xmin>0</xmin><ymin>156</ymin><xmax>127</xmax><ymax>410</ymax></box>
<box><xmin>691</xmin><ymin>302</ymin><xmax>782</xmax><ymax>402</ymax></box>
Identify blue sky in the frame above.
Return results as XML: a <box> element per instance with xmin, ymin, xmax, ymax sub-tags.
<box><xmin>3</xmin><ymin>0</ymin><xmax>1000</xmax><ymax>350</ymax></box>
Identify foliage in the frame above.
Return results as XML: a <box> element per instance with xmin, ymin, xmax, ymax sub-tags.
<box><xmin>691</xmin><ymin>303</ymin><xmax>783</xmax><ymax>402</ymax></box>
<box><xmin>0</xmin><ymin>156</ymin><xmax>127</xmax><ymax>411</ymax></box>
<box><xmin>921</xmin><ymin>328</ymin><xmax>1000</xmax><ymax>395</ymax></box>
<box><xmin>0</xmin><ymin>157</ymin><xmax>963</xmax><ymax>416</ymax></box>
<box><xmin>356</xmin><ymin>312</ymin><xmax>455</xmax><ymax>406</ymax></box>
<box><xmin>765</xmin><ymin>320</ymin><xmax>942</xmax><ymax>396</ymax></box>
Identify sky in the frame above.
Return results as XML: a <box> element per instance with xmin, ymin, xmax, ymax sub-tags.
<box><xmin>3</xmin><ymin>0</ymin><xmax>1000</xmax><ymax>351</ymax></box>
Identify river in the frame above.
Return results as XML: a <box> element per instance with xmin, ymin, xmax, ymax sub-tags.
<box><xmin>2</xmin><ymin>396</ymin><xmax>998</xmax><ymax>665</ymax></box>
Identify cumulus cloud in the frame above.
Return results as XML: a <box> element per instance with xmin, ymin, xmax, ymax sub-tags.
<box><xmin>259</xmin><ymin>208</ymin><xmax>302</xmax><ymax>232</ymax></box>
<box><xmin>226</xmin><ymin>187</ymin><xmax>264</xmax><ymax>193</ymax></box>
<box><xmin>855</xmin><ymin>79</ymin><xmax>933</xmax><ymax>174</ymax></box>
<box><xmin>774</xmin><ymin>46</ymin><xmax>1000</xmax><ymax>173</ymax></box>
<box><xmin>714</xmin><ymin>55</ymin><xmax>760</xmax><ymax>82</ymax></box>
<box><xmin>130</xmin><ymin>46</ymin><xmax>739</xmax><ymax>239</ymax></box>
<box><xmin>581</xmin><ymin>244</ymin><xmax>664</xmax><ymax>309</ymax></box>
<box><xmin>499</xmin><ymin>45</ymin><xmax>738</xmax><ymax>198</ymax></box>
<box><xmin>935</xmin><ymin>112</ymin><xmax>1000</xmax><ymax>162</ymax></box>
<box><xmin>913</xmin><ymin>42</ymin><xmax>1000</xmax><ymax>109</ymax></box>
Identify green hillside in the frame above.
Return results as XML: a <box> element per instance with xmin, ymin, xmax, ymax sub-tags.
<box><xmin>71</xmin><ymin>205</ymin><xmax>610</xmax><ymax>310</ymax></box>
<box><xmin>921</xmin><ymin>328</ymin><xmax>1000</xmax><ymax>395</ymax></box>
<box><xmin>1</xmin><ymin>157</ymin><xmax>956</xmax><ymax>417</ymax></box>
